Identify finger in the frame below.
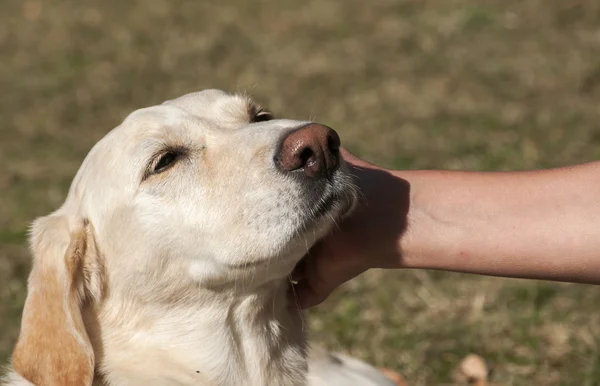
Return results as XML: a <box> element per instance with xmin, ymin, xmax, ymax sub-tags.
<box><xmin>291</xmin><ymin>280</ymin><xmax>330</xmax><ymax>309</ymax></box>
<box><xmin>290</xmin><ymin>258</ymin><xmax>307</xmax><ymax>282</ymax></box>
<box><xmin>293</xmin><ymin>253</ymin><xmax>335</xmax><ymax>308</ymax></box>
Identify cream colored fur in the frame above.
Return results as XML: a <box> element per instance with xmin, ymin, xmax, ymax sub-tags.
<box><xmin>2</xmin><ymin>90</ymin><xmax>396</xmax><ymax>386</ymax></box>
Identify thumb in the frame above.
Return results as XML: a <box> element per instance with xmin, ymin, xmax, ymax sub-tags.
<box><xmin>291</xmin><ymin>253</ymin><xmax>337</xmax><ymax>309</ymax></box>
<box><xmin>291</xmin><ymin>279</ymin><xmax>332</xmax><ymax>309</ymax></box>
<box><xmin>291</xmin><ymin>245</ymin><xmax>366</xmax><ymax>309</ymax></box>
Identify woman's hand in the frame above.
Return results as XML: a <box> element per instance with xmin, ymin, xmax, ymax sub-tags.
<box><xmin>291</xmin><ymin>149</ymin><xmax>411</xmax><ymax>308</ymax></box>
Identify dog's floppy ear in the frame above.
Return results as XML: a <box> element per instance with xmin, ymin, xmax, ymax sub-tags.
<box><xmin>12</xmin><ymin>215</ymin><xmax>103</xmax><ymax>386</ymax></box>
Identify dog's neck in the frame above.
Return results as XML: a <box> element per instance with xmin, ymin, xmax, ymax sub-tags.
<box><xmin>89</xmin><ymin>278</ymin><xmax>307</xmax><ymax>386</ymax></box>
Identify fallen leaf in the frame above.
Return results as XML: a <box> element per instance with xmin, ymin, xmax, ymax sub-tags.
<box><xmin>380</xmin><ymin>368</ymin><xmax>409</xmax><ymax>386</ymax></box>
<box><xmin>455</xmin><ymin>353</ymin><xmax>489</xmax><ymax>385</ymax></box>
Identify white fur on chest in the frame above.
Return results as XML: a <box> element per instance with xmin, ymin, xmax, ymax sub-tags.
<box><xmin>92</xmin><ymin>280</ymin><xmax>307</xmax><ymax>386</ymax></box>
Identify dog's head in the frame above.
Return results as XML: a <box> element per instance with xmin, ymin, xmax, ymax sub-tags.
<box><xmin>11</xmin><ymin>89</ymin><xmax>357</xmax><ymax>385</ymax></box>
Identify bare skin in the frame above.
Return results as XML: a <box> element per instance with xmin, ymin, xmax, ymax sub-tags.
<box><xmin>292</xmin><ymin>149</ymin><xmax>600</xmax><ymax>308</ymax></box>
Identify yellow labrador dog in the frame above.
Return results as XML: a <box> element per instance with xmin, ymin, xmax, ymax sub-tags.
<box><xmin>2</xmin><ymin>90</ymin><xmax>402</xmax><ymax>386</ymax></box>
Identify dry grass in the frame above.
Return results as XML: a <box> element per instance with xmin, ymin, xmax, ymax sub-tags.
<box><xmin>2</xmin><ymin>0</ymin><xmax>600</xmax><ymax>384</ymax></box>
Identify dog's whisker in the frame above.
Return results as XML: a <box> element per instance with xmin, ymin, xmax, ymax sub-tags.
<box><xmin>288</xmin><ymin>281</ymin><xmax>306</xmax><ymax>331</ymax></box>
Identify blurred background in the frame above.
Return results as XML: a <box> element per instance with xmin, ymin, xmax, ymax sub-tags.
<box><xmin>1</xmin><ymin>0</ymin><xmax>600</xmax><ymax>384</ymax></box>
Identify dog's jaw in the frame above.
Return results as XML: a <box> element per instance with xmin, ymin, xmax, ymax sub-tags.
<box><xmin>90</xmin><ymin>277</ymin><xmax>308</xmax><ymax>386</ymax></box>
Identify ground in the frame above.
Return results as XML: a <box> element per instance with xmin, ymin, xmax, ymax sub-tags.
<box><xmin>1</xmin><ymin>1</ymin><xmax>600</xmax><ymax>384</ymax></box>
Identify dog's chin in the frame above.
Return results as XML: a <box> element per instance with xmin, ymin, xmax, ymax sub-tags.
<box><xmin>219</xmin><ymin>193</ymin><xmax>357</xmax><ymax>285</ymax></box>
<box><xmin>303</xmin><ymin>191</ymin><xmax>357</xmax><ymax>229</ymax></box>
<box><xmin>288</xmin><ymin>193</ymin><xmax>357</xmax><ymax>258</ymax></box>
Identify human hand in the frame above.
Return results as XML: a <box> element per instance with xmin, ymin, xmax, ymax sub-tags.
<box><xmin>291</xmin><ymin>149</ymin><xmax>411</xmax><ymax>308</ymax></box>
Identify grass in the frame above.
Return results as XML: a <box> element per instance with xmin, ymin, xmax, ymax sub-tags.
<box><xmin>2</xmin><ymin>0</ymin><xmax>600</xmax><ymax>384</ymax></box>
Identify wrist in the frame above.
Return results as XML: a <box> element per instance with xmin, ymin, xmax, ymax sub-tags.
<box><xmin>345</xmin><ymin>161</ymin><xmax>410</xmax><ymax>270</ymax></box>
<box><xmin>341</xmin><ymin>148</ymin><xmax>461</xmax><ymax>272</ymax></box>
<box><xmin>386</xmin><ymin>170</ymin><xmax>465</xmax><ymax>271</ymax></box>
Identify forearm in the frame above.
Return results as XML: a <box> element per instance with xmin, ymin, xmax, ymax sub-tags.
<box><xmin>395</xmin><ymin>163</ymin><xmax>600</xmax><ymax>283</ymax></box>
<box><xmin>292</xmin><ymin>154</ymin><xmax>600</xmax><ymax>308</ymax></box>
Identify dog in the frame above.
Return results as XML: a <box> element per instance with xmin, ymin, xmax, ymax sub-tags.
<box><xmin>2</xmin><ymin>89</ymin><xmax>403</xmax><ymax>386</ymax></box>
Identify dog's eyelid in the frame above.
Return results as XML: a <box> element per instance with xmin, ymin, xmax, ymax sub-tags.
<box><xmin>249</xmin><ymin>103</ymin><xmax>274</xmax><ymax>123</ymax></box>
<box><xmin>142</xmin><ymin>147</ymin><xmax>188</xmax><ymax>182</ymax></box>
<box><xmin>255</xmin><ymin>110</ymin><xmax>273</xmax><ymax>121</ymax></box>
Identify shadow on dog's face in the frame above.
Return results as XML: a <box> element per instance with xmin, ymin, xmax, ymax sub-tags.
<box><xmin>69</xmin><ymin>89</ymin><xmax>357</xmax><ymax>297</ymax></box>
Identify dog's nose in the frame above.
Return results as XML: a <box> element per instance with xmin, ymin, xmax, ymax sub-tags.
<box><xmin>276</xmin><ymin>123</ymin><xmax>341</xmax><ymax>178</ymax></box>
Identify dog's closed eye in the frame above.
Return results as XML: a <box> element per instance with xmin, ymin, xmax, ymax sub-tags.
<box><xmin>154</xmin><ymin>151</ymin><xmax>180</xmax><ymax>173</ymax></box>
<box><xmin>253</xmin><ymin>109</ymin><xmax>273</xmax><ymax>123</ymax></box>
<box><xmin>143</xmin><ymin>148</ymin><xmax>187</xmax><ymax>181</ymax></box>
<box><xmin>249</xmin><ymin>102</ymin><xmax>274</xmax><ymax>123</ymax></box>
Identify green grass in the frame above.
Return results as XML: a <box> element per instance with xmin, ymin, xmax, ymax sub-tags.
<box><xmin>2</xmin><ymin>0</ymin><xmax>600</xmax><ymax>384</ymax></box>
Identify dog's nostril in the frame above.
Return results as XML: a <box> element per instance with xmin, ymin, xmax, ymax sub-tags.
<box><xmin>299</xmin><ymin>147</ymin><xmax>314</xmax><ymax>166</ymax></box>
<box><xmin>327</xmin><ymin>134</ymin><xmax>340</xmax><ymax>154</ymax></box>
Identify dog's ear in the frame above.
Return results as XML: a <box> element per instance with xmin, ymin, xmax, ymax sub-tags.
<box><xmin>12</xmin><ymin>215</ymin><xmax>103</xmax><ymax>386</ymax></box>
